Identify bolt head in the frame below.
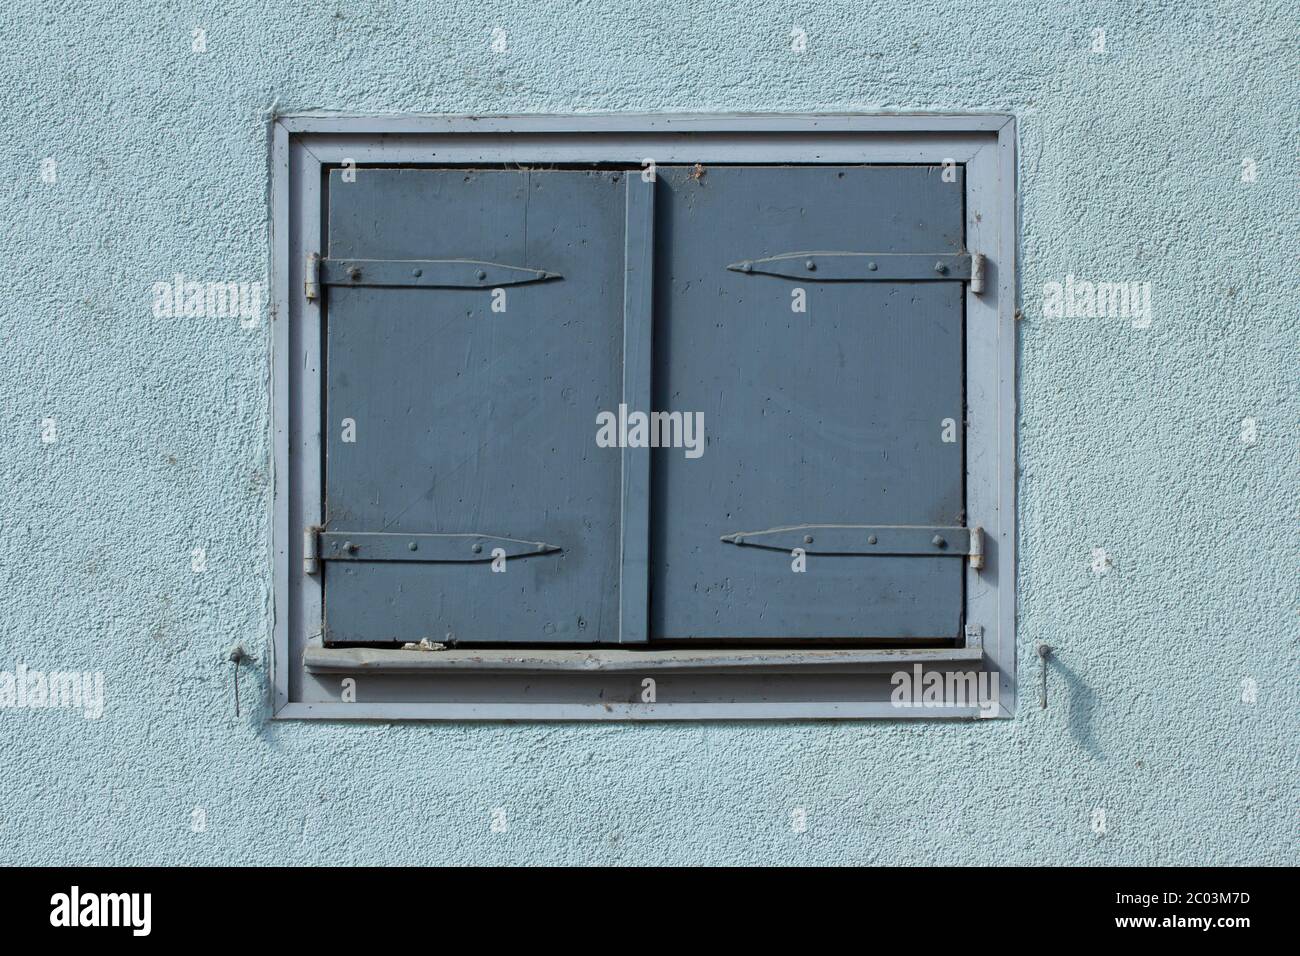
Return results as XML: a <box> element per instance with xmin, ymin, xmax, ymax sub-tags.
<box><xmin>412</xmin><ymin>268</ymin><xmax>422</xmax><ymax>277</ymax></box>
<box><xmin>805</xmin><ymin>259</ymin><xmax>816</xmax><ymax>271</ymax></box>
<box><xmin>934</xmin><ymin>262</ymin><xmax>947</xmax><ymax>274</ymax></box>
<box><xmin>475</xmin><ymin>269</ymin><xmax>487</xmax><ymax>281</ymax></box>
<box><xmin>867</xmin><ymin>261</ymin><xmax>877</xmax><ymax>271</ymax></box>
<box><xmin>932</xmin><ymin>535</ymin><xmax>946</xmax><ymax>548</ymax></box>
<box><xmin>472</xmin><ymin>542</ymin><xmax>483</xmax><ymax>554</ymax></box>
<box><xmin>867</xmin><ymin>535</ymin><xmax>878</xmax><ymax>545</ymax></box>
<box><xmin>348</xmin><ymin>267</ymin><xmax>361</xmax><ymax>281</ymax></box>
<box><xmin>803</xmin><ymin>534</ymin><xmax>814</xmax><ymax>544</ymax></box>
<box><xmin>408</xmin><ymin>542</ymin><xmax>418</xmax><ymax>551</ymax></box>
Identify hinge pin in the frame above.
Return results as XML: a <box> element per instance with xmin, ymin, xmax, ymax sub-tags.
<box><xmin>969</xmin><ymin>525</ymin><xmax>984</xmax><ymax>570</ymax></box>
<box><xmin>304</xmin><ymin>252</ymin><xmax>320</xmax><ymax>301</ymax></box>
<box><xmin>303</xmin><ymin>526</ymin><xmax>320</xmax><ymax>575</ymax></box>
<box><xmin>970</xmin><ymin>253</ymin><xmax>986</xmax><ymax>294</ymax></box>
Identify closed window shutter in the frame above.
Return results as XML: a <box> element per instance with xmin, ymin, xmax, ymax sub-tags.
<box><xmin>649</xmin><ymin>165</ymin><xmax>968</xmax><ymax>641</ymax></box>
<box><xmin>322</xmin><ymin>168</ymin><xmax>640</xmax><ymax>644</ymax></box>
<box><xmin>319</xmin><ymin>163</ymin><xmax>972</xmax><ymax>646</ymax></box>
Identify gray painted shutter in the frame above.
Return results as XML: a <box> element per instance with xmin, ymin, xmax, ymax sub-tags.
<box><xmin>321</xmin><ymin>163</ymin><xmax>967</xmax><ymax>646</ymax></box>
<box><xmin>322</xmin><ymin>168</ymin><xmax>639</xmax><ymax>644</ymax></box>
<box><xmin>649</xmin><ymin>165</ymin><xmax>968</xmax><ymax>641</ymax></box>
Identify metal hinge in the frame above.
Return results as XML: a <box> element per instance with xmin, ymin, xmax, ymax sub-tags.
<box><xmin>970</xmin><ymin>253</ymin><xmax>986</xmax><ymax>294</ymax></box>
<box><xmin>720</xmin><ymin>524</ymin><xmax>971</xmax><ymax>555</ymax></box>
<box><xmin>968</xmin><ymin>525</ymin><xmax>984</xmax><ymax>570</ymax></box>
<box><xmin>320</xmin><ymin>258</ymin><xmax>561</xmax><ymax>289</ymax></box>
<box><xmin>728</xmin><ymin>251</ymin><xmax>972</xmax><ymax>282</ymax></box>
<box><xmin>303</xmin><ymin>525</ymin><xmax>321</xmax><ymax>575</ymax></box>
<box><xmin>304</xmin><ymin>529</ymin><xmax>562</xmax><ymax>566</ymax></box>
<box><xmin>304</xmin><ymin>252</ymin><xmax>320</xmax><ymax>301</ymax></box>
<box><xmin>720</xmin><ymin>522</ymin><xmax>987</xmax><ymax>572</ymax></box>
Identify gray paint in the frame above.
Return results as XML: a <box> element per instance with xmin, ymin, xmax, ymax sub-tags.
<box><xmin>649</xmin><ymin>164</ymin><xmax>966</xmax><ymax>640</ymax></box>
<box><xmin>324</xmin><ymin>167</ymin><xmax>628</xmax><ymax>644</ymax></box>
<box><xmin>730</xmin><ymin>251</ymin><xmax>973</xmax><ymax>281</ymax></box>
<box><xmin>720</xmin><ymin>523</ymin><xmax>973</xmax><ymax>555</ymax></box>
<box><xmin>318</xmin><ymin>531</ymin><xmax>561</xmax><ymax>562</ymax></box>
<box><xmin>618</xmin><ymin>178</ymin><xmax>656</xmax><ymax>642</ymax></box>
<box><xmin>271</xmin><ymin>115</ymin><xmax>1016</xmax><ymax>718</ymax></box>
<box><xmin>320</xmin><ymin>257</ymin><xmax>561</xmax><ymax>288</ymax></box>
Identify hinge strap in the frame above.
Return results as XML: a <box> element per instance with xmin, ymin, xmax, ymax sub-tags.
<box><xmin>720</xmin><ymin>524</ymin><xmax>971</xmax><ymax>556</ymax></box>
<box><xmin>727</xmin><ymin>252</ymin><xmax>972</xmax><ymax>282</ymax></box>
<box><xmin>318</xmin><ymin>531</ymin><xmax>561</xmax><ymax>563</ymax></box>
<box><xmin>320</xmin><ymin>258</ymin><xmax>561</xmax><ymax>289</ymax></box>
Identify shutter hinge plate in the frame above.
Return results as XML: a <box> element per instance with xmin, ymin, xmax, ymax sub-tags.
<box><xmin>727</xmin><ymin>252</ymin><xmax>972</xmax><ymax>282</ymax></box>
<box><xmin>316</xmin><ymin>531</ymin><xmax>561</xmax><ymax>563</ymax></box>
<box><xmin>720</xmin><ymin>524</ymin><xmax>972</xmax><ymax>556</ymax></box>
<box><xmin>320</xmin><ymin>258</ymin><xmax>561</xmax><ymax>289</ymax></box>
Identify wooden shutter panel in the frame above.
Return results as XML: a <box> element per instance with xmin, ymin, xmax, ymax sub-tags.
<box><xmin>649</xmin><ymin>165</ymin><xmax>969</xmax><ymax>641</ymax></box>
<box><xmin>321</xmin><ymin>168</ymin><xmax>642</xmax><ymax>644</ymax></box>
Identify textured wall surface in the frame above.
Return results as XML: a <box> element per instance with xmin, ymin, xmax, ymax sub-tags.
<box><xmin>1</xmin><ymin>0</ymin><xmax>1295</xmax><ymax>865</ymax></box>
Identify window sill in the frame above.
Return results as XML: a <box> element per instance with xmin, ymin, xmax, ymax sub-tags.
<box><xmin>288</xmin><ymin>643</ymin><xmax>1006</xmax><ymax>721</ymax></box>
<box><xmin>304</xmin><ymin>644</ymin><xmax>983</xmax><ymax>674</ymax></box>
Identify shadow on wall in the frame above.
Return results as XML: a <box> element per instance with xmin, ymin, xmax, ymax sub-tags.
<box><xmin>1048</xmin><ymin>652</ymin><xmax>1104</xmax><ymax>759</ymax></box>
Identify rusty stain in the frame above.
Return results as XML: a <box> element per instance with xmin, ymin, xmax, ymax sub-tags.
<box><xmin>689</xmin><ymin>163</ymin><xmax>706</xmax><ymax>181</ymax></box>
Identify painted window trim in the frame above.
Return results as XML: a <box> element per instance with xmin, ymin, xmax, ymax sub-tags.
<box><xmin>270</xmin><ymin>112</ymin><xmax>1018</xmax><ymax>721</ymax></box>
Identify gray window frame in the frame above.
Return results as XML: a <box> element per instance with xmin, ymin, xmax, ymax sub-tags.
<box><xmin>270</xmin><ymin>112</ymin><xmax>1018</xmax><ymax>721</ymax></box>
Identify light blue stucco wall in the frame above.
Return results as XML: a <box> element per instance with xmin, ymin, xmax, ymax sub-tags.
<box><xmin>1</xmin><ymin>0</ymin><xmax>1295</xmax><ymax>865</ymax></box>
